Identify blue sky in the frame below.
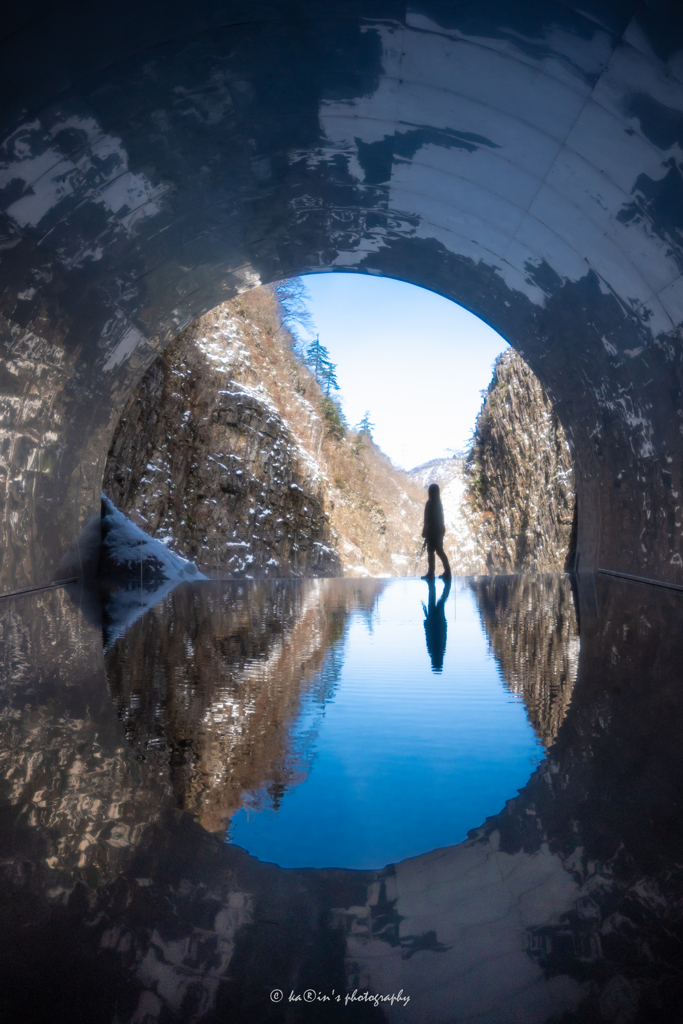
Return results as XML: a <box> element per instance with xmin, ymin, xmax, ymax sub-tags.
<box><xmin>299</xmin><ymin>273</ymin><xmax>508</xmax><ymax>470</ymax></box>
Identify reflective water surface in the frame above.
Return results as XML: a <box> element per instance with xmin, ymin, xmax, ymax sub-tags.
<box><xmin>105</xmin><ymin>577</ymin><xmax>579</xmax><ymax>868</ymax></box>
<box><xmin>3</xmin><ymin>572</ymin><xmax>683</xmax><ymax>1023</ymax></box>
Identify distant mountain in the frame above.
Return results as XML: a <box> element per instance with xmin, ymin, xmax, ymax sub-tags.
<box><xmin>408</xmin><ymin>457</ymin><xmax>462</xmax><ymax>490</ymax></box>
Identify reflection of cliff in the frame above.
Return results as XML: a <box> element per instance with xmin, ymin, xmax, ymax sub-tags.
<box><xmin>5</xmin><ymin>578</ymin><xmax>683</xmax><ymax>1022</ymax></box>
<box><xmin>482</xmin><ymin>574</ymin><xmax>683</xmax><ymax>1023</ymax></box>
<box><xmin>0</xmin><ymin>583</ymin><xmax>267</xmax><ymax>1024</ymax></box>
<box><xmin>105</xmin><ymin>579</ymin><xmax>384</xmax><ymax>832</ymax></box>
<box><xmin>469</xmin><ymin>575</ymin><xmax>580</xmax><ymax>747</ymax></box>
<box><xmin>331</xmin><ymin>577</ymin><xmax>683</xmax><ymax>1024</ymax></box>
<box><xmin>0</xmin><ymin>585</ymin><xmax>167</xmax><ymax>881</ymax></box>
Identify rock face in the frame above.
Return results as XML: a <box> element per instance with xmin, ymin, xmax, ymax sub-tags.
<box><xmin>104</xmin><ymin>288</ymin><xmax>423</xmax><ymax>578</ymax></box>
<box><xmin>466</xmin><ymin>349</ymin><xmax>576</xmax><ymax>573</ymax></box>
<box><xmin>409</xmin><ymin>351</ymin><xmax>575</xmax><ymax>575</ymax></box>
<box><xmin>104</xmin><ymin>293</ymin><xmax>339</xmax><ymax>578</ymax></box>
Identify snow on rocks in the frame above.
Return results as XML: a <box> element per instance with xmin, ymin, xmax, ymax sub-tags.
<box><xmin>100</xmin><ymin>494</ymin><xmax>206</xmax><ymax>581</ymax></box>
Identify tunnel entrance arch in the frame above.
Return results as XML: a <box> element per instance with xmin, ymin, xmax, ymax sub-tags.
<box><xmin>1</xmin><ymin>0</ymin><xmax>683</xmax><ymax>593</ymax></box>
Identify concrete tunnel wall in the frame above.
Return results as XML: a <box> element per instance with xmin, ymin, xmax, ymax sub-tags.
<box><xmin>1</xmin><ymin>0</ymin><xmax>683</xmax><ymax>594</ymax></box>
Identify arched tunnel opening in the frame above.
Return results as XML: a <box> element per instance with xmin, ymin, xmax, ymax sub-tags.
<box><xmin>94</xmin><ymin>272</ymin><xmax>581</xmax><ymax>870</ymax></box>
<box><xmin>2</xmin><ymin>2</ymin><xmax>683</xmax><ymax>1022</ymax></box>
<box><xmin>1</xmin><ymin>0</ymin><xmax>682</xmax><ymax>595</ymax></box>
<box><xmin>98</xmin><ymin>273</ymin><xmax>577</xmax><ymax>582</ymax></box>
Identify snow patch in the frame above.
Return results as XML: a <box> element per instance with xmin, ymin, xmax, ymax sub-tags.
<box><xmin>101</xmin><ymin>494</ymin><xmax>206</xmax><ymax>581</ymax></box>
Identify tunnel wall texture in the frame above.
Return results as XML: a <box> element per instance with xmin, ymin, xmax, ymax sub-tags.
<box><xmin>1</xmin><ymin>0</ymin><xmax>683</xmax><ymax>593</ymax></box>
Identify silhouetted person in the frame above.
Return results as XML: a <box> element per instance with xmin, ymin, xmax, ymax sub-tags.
<box><xmin>421</xmin><ymin>482</ymin><xmax>451</xmax><ymax>580</ymax></box>
<box><xmin>422</xmin><ymin>577</ymin><xmax>451</xmax><ymax>672</ymax></box>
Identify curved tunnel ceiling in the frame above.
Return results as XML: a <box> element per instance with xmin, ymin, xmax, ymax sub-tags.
<box><xmin>1</xmin><ymin>0</ymin><xmax>683</xmax><ymax>592</ymax></box>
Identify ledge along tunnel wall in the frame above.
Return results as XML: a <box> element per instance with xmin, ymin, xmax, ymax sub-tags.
<box><xmin>2</xmin><ymin>0</ymin><xmax>683</xmax><ymax>594</ymax></box>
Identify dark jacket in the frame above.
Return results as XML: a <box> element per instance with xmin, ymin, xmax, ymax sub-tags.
<box><xmin>422</xmin><ymin>496</ymin><xmax>445</xmax><ymax>546</ymax></box>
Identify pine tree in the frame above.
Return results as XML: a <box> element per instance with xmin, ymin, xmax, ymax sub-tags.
<box><xmin>305</xmin><ymin>336</ymin><xmax>341</xmax><ymax>395</ymax></box>
<box><xmin>352</xmin><ymin>410</ymin><xmax>374</xmax><ymax>456</ymax></box>
<box><xmin>321</xmin><ymin>361</ymin><xmax>340</xmax><ymax>395</ymax></box>
<box><xmin>305</xmin><ymin>335</ymin><xmax>330</xmax><ymax>385</ymax></box>
<box><xmin>320</xmin><ymin>396</ymin><xmax>346</xmax><ymax>441</ymax></box>
<box><xmin>357</xmin><ymin>411</ymin><xmax>375</xmax><ymax>438</ymax></box>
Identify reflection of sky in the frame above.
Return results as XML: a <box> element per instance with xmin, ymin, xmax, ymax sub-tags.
<box><xmin>229</xmin><ymin>578</ymin><xmax>543</xmax><ymax>869</ymax></box>
<box><xmin>299</xmin><ymin>273</ymin><xmax>507</xmax><ymax>469</ymax></box>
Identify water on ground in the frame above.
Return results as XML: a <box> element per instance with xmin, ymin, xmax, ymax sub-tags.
<box><xmin>104</xmin><ymin>575</ymin><xmax>578</xmax><ymax>868</ymax></box>
<box><xmin>7</xmin><ymin>572</ymin><xmax>683</xmax><ymax>1021</ymax></box>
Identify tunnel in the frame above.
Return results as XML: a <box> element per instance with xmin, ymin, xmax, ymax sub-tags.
<box><xmin>4</xmin><ymin>5</ymin><xmax>683</xmax><ymax>1021</ymax></box>
<box><xmin>1</xmin><ymin>0</ymin><xmax>683</xmax><ymax>595</ymax></box>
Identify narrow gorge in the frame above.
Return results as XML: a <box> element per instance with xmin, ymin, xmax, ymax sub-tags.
<box><xmin>104</xmin><ymin>285</ymin><xmax>576</xmax><ymax>578</ymax></box>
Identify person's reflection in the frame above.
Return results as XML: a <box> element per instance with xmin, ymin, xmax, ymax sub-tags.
<box><xmin>422</xmin><ymin>577</ymin><xmax>451</xmax><ymax>673</ymax></box>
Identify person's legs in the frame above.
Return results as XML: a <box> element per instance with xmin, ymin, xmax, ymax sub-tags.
<box><xmin>435</xmin><ymin>544</ymin><xmax>451</xmax><ymax>578</ymax></box>
<box><xmin>424</xmin><ymin>543</ymin><xmax>436</xmax><ymax>578</ymax></box>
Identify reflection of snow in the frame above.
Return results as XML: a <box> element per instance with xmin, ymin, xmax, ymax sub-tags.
<box><xmin>102</xmin><ymin>578</ymin><xmax>183</xmax><ymax>651</ymax></box>
<box><xmin>102</xmin><ymin>325</ymin><xmax>147</xmax><ymax>372</ymax></box>
<box><xmin>100</xmin><ymin>495</ymin><xmax>207</xmax><ymax>648</ymax></box>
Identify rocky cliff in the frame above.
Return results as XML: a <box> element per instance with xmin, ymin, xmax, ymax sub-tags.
<box><xmin>103</xmin><ymin>287</ymin><xmax>423</xmax><ymax>578</ymax></box>
<box><xmin>466</xmin><ymin>349</ymin><xmax>576</xmax><ymax>573</ymax></box>
<box><xmin>408</xmin><ymin>351</ymin><xmax>575</xmax><ymax>576</ymax></box>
